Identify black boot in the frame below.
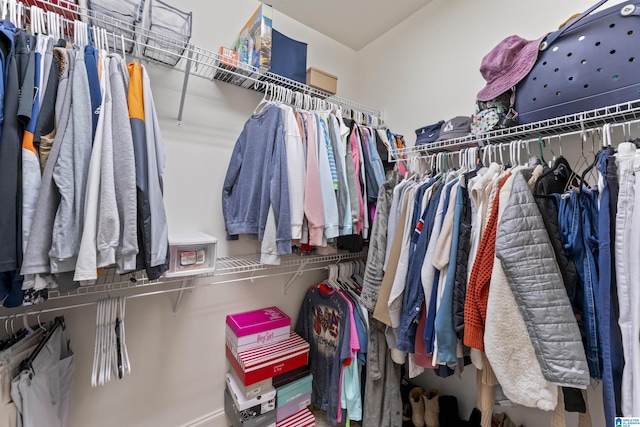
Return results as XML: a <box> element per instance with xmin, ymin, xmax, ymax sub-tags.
<box><xmin>438</xmin><ymin>395</ymin><xmax>462</xmax><ymax>427</ymax></box>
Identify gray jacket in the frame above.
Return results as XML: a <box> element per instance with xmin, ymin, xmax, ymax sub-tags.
<box><xmin>50</xmin><ymin>50</ymin><xmax>93</xmax><ymax>273</ymax></box>
<box><xmin>495</xmin><ymin>170</ymin><xmax>590</xmax><ymax>388</ymax></box>
<box><xmin>361</xmin><ymin>171</ymin><xmax>402</xmax><ymax>312</ymax></box>
<box><xmin>21</xmin><ymin>49</ymin><xmax>74</xmax><ymax>276</ymax></box>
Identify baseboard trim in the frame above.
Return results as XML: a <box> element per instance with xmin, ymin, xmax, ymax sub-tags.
<box><xmin>181</xmin><ymin>408</ymin><xmax>226</xmax><ymax>427</ymax></box>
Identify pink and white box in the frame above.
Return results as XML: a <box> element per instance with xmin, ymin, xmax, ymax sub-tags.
<box><xmin>226</xmin><ymin>307</ymin><xmax>291</xmax><ymax>357</ymax></box>
<box><xmin>276</xmin><ymin>408</ymin><xmax>315</xmax><ymax>427</ymax></box>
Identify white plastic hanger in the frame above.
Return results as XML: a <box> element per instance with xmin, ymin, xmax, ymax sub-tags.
<box><xmin>92</xmin><ymin>297</ymin><xmax>103</xmax><ymax>387</ymax></box>
<box><xmin>119</xmin><ymin>296</ymin><xmax>131</xmax><ymax>377</ymax></box>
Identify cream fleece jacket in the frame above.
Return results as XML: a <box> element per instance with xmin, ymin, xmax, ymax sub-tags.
<box><xmin>485</xmin><ymin>166</ymin><xmax>558</xmax><ymax>411</ymax></box>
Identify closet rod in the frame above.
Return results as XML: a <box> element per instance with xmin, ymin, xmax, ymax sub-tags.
<box><xmin>0</xmin><ymin>264</ymin><xmax>340</xmax><ymax>321</ymax></box>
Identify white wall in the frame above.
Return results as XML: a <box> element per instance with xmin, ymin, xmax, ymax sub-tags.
<box><xmin>358</xmin><ymin>0</ymin><xmax>627</xmax><ymax>145</ymax></box>
<box><xmin>356</xmin><ymin>1</ymin><xmax>628</xmax><ymax>426</ymax></box>
<box><xmin>0</xmin><ymin>1</ymin><xmax>363</xmax><ymax>426</ymax></box>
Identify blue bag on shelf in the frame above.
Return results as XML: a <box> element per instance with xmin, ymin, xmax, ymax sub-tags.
<box><xmin>270</xmin><ymin>29</ymin><xmax>307</xmax><ymax>84</ymax></box>
<box><xmin>515</xmin><ymin>0</ymin><xmax>640</xmax><ymax>124</ymax></box>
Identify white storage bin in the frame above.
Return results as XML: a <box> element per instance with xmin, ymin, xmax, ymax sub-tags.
<box><xmin>165</xmin><ymin>232</ymin><xmax>217</xmax><ymax>278</ymax></box>
<box><xmin>142</xmin><ymin>0</ymin><xmax>192</xmax><ymax>66</ymax></box>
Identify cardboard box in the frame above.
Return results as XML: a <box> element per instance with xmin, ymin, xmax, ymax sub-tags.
<box><xmin>235</xmin><ymin>4</ymin><xmax>272</xmax><ymax>70</ymax></box>
<box><xmin>226</xmin><ymin>307</ymin><xmax>290</xmax><ymax>338</ymax></box>
<box><xmin>276</xmin><ymin>408</ymin><xmax>315</xmax><ymax>427</ymax></box>
<box><xmin>225</xmin><ymin>389</ymin><xmax>277</xmax><ymax>427</ymax></box>
<box><xmin>272</xmin><ymin>364</ymin><xmax>310</xmax><ymax>389</ymax></box>
<box><xmin>226</xmin><ymin>323</ymin><xmax>291</xmax><ymax>358</ymax></box>
<box><xmin>306</xmin><ymin>67</ymin><xmax>337</xmax><ymax>94</ymax></box>
<box><xmin>276</xmin><ymin>392</ymin><xmax>311</xmax><ymax>422</ymax></box>
<box><xmin>230</xmin><ymin>369</ymin><xmax>273</xmax><ymax>400</ymax></box>
<box><xmin>226</xmin><ymin>332</ymin><xmax>310</xmax><ymax>385</ymax></box>
<box><xmin>276</xmin><ymin>374</ymin><xmax>312</xmax><ymax>408</ymax></box>
<box><xmin>226</xmin><ymin>373</ymin><xmax>276</xmax><ymax>416</ymax></box>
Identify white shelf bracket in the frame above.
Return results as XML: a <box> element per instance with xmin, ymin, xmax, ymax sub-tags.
<box><xmin>172</xmin><ymin>278</ymin><xmax>194</xmax><ymax>316</ymax></box>
<box><xmin>283</xmin><ymin>260</ymin><xmax>308</xmax><ymax>294</ymax></box>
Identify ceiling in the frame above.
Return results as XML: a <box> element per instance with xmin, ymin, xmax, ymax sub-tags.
<box><xmin>264</xmin><ymin>0</ymin><xmax>433</xmax><ymax>50</ymax></box>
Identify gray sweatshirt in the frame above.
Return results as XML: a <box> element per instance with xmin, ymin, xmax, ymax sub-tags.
<box><xmin>50</xmin><ymin>50</ymin><xmax>93</xmax><ymax>273</ymax></box>
<box><xmin>96</xmin><ymin>55</ymin><xmax>119</xmax><ymax>267</ymax></box>
<box><xmin>21</xmin><ymin>49</ymin><xmax>74</xmax><ymax>276</ymax></box>
<box><xmin>110</xmin><ymin>55</ymin><xmax>138</xmax><ymax>273</ymax></box>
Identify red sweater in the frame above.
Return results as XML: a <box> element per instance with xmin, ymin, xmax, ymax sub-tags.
<box><xmin>463</xmin><ymin>174</ymin><xmax>510</xmax><ymax>351</ymax></box>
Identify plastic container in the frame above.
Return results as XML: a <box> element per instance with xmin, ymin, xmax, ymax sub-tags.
<box><xmin>165</xmin><ymin>232</ymin><xmax>217</xmax><ymax>278</ymax></box>
<box><xmin>142</xmin><ymin>0</ymin><xmax>192</xmax><ymax>66</ymax></box>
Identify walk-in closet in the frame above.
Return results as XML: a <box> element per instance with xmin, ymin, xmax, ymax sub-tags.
<box><xmin>0</xmin><ymin>0</ymin><xmax>637</xmax><ymax>426</ymax></box>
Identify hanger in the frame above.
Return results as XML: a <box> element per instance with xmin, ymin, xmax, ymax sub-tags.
<box><xmin>37</xmin><ymin>310</ymin><xmax>46</xmax><ymax>332</ymax></box>
<box><xmin>253</xmin><ymin>82</ymin><xmax>272</xmax><ymax>115</ymax></box>
<box><xmin>92</xmin><ymin>297</ymin><xmax>103</xmax><ymax>387</ymax></box>
<box><xmin>537</xmin><ymin>136</ymin><xmax>548</xmax><ymax>168</ymax></box>
<box><xmin>21</xmin><ymin>316</ymin><xmax>64</xmax><ymax>372</ymax></box>
<box><xmin>119</xmin><ymin>296</ymin><xmax>131</xmax><ymax>377</ymax></box>
<box><xmin>121</xmin><ymin>34</ymin><xmax>126</xmax><ymax>62</ymax></box>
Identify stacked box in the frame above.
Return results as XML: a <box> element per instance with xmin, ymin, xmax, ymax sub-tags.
<box><xmin>276</xmin><ymin>407</ymin><xmax>315</xmax><ymax>427</ymax></box>
<box><xmin>225</xmin><ymin>307</ymin><xmax>310</xmax><ymax>427</ymax></box>
<box><xmin>226</xmin><ymin>307</ymin><xmax>291</xmax><ymax>358</ymax></box>
<box><xmin>275</xmin><ymin>374</ymin><xmax>312</xmax><ymax>422</ymax></box>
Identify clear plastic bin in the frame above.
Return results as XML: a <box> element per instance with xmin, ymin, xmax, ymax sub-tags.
<box><xmin>87</xmin><ymin>0</ymin><xmax>143</xmax><ymax>53</ymax></box>
<box><xmin>142</xmin><ymin>0</ymin><xmax>192</xmax><ymax>66</ymax></box>
<box><xmin>165</xmin><ymin>232</ymin><xmax>217</xmax><ymax>278</ymax></box>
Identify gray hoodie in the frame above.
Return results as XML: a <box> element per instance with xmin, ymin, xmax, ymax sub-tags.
<box><xmin>110</xmin><ymin>55</ymin><xmax>138</xmax><ymax>273</ymax></box>
<box><xmin>50</xmin><ymin>49</ymin><xmax>93</xmax><ymax>273</ymax></box>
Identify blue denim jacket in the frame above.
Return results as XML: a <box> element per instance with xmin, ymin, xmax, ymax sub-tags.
<box><xmin>396</xmin><ymin>180</ymin><xmax>440</xmax><ymax>352</ymax></box>
<box><xmin>435</xmin><ymin>183</ymin><xmax>464</xmax><ymax>363</ymax></box>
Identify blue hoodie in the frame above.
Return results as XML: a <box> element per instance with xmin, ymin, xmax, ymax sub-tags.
<box><xmin>222</xmin><ymin>104</ymin><xmax>291</xmax><ymax>254</ymax></box>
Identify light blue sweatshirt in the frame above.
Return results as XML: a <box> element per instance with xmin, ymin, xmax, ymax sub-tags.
<box><xmin>315</xmin><ymin>113</ymin><xmax>339</xmax><ymax>240</ymax></box>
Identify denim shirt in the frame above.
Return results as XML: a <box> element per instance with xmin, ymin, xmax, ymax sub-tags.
<box><xmin>396</xmin><ymin>179</ymin><xmax>439</xmax><ymax>352</ymax></box>
<box><xmin>435</xmin><ymin>183</ymin><xmax>465</xmax><ymax>363</ymax></box>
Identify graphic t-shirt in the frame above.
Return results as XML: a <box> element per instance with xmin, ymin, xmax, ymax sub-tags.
<box><xmin>295</xmin><ymin>285</ymin><xmax>351</xmax><ymax>424</ymax></box>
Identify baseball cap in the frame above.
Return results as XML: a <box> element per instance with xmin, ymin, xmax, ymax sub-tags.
<box><xmin>436</xmin><ymin>116</ymin><xmax>472</xmax><ymax>141</ymax></box>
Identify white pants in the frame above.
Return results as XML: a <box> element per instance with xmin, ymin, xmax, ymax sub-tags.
<box><xmin>615</xmin><ymin>142</ymin><xmax>640</xmax><ymax>416</ymax></box>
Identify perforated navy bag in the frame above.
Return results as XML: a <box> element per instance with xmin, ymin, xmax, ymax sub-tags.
<box><xmin>515</xmin><ymin>0</ymin><xmax>640</xmax><ymax>124</ymax></box>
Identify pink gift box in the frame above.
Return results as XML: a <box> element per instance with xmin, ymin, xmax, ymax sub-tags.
<box><xmin>226</xmin><ymin>307</ymin><xmax>291</xmax><ymax>337</ymax></box>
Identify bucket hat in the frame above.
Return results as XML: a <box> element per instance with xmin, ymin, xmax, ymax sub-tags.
<box><xmin>477</xmin><ymin>35</ymin><xmax>543</xmax><ymax>102</ymax></box>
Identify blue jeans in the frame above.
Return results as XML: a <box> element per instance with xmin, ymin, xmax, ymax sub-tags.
<box><xmin>598</xmin><ymin>150</ymin><xmax>625</xmax><ymax>424</ymax></box>
<box><xmin>555</xmin><ymin>189</ymin><xmax>601</xmax><ymax>380</ymax></box>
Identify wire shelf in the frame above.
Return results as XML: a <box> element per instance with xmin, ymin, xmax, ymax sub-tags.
<box><xmin>215</xmin><ymin>250</ymin><xmax>368</xmax><ymax>275</ymax></box>
<box><xmin>44</xmin><ymin>250</ymin><xmax>367</xmax><ymax>300</ymax></box>
<box><xmin>395</xmin><ymin>98</ymin><xmax>640</xmax><ymax>157</ymax></box>
<box><xmin>29</xmin><ymin>0</ymin><xmax>382</xmax><ymax>119</ymax></box>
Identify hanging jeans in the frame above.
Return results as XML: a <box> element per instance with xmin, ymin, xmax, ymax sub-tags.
<box><xmin>597</xmin><ymin>149</ymin><xmax>625</xmax><ymax>425</ymax></box>
<box><xmin>555</xmin><ymin>189</ymin><xmax>601</xmax><ymax>380</ymax></box>
<box><xmin>616</xmin><ymin>142</ymin><xmax>640</xmax><ymax>416</ymax></box>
